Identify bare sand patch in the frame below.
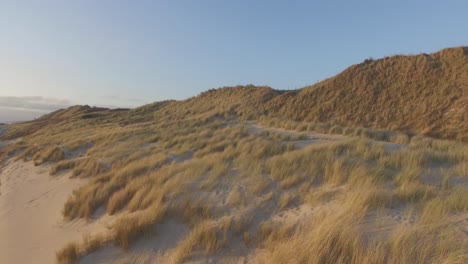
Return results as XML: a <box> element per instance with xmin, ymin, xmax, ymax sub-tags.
<box><xmin>0</xmin><ymin>160</ymin><xmax>111</xmax><ymax>264</ymax></box>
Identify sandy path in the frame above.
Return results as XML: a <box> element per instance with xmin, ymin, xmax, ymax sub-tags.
<box><xmin>0</xmin><ymin>160</ymin><xmax>110</xmax><ymax>264</ymax></box>
<box><xmin>246</xmin><ymin>122</ymin><xmax>345</xmax><ymax>148</ymax></box>
<box><xmin>246</xmin><ymin>122</ymin><xmax>407</xmax><ymax>153</ymax></box>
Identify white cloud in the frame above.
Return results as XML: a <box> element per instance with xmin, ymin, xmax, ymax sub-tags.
<box><xmin>0</xmin><ymin>96</ymin><xmax>71</xmax><ymax>123</ymax></box>
<box><xmin>0</xmin><ymin>96</ymin><xmax>71</xmax><ymax>112</ymax></box>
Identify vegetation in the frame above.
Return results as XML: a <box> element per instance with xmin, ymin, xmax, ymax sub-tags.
<box><xmin>0</xmin><ymin>46</ymin><xmax>466</xmax><ymax>263</ymax></box>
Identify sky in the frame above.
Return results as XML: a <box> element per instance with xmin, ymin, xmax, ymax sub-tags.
<box><xmin>0</xmin><ymin>0</ymin><xmax>467</xmax><ymax>122</ymax></box>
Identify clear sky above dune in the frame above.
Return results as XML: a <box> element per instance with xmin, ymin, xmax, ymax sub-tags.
<box><xmin>0</xmin><ymin>0</ymin><xmax>467</xmax><ymax>120</ymax></box>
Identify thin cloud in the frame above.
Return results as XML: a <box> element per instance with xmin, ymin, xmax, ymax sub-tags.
<box><xmin>0</xmin><ymin>96</ymin><xmax>71</xmax><ymax>113</ymax></box>
<box><xmin>0</xmin><ymin>96</ymin><xmax>72</xmax><ymax>123</ymax></box>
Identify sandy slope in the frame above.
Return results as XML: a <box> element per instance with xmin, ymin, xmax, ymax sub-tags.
<box><xmin>0</xmin><ymin>160</ymin><xmax>111</xmax><ymax>264</ymax></box>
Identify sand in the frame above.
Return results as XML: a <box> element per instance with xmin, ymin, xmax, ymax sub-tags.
<box><xmin>0</xmin><ymin>160</ymin><xmax>111</xmax><ymax>264</ymax></box>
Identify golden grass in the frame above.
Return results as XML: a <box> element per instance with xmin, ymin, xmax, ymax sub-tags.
<box><xmin>226</xmin><ymin>186</ymin><xmax>245</xmax><ymax>207</ymax></box>
<box><xmin>56</xmin><ymin>242</ymin><xmax>79</xmax><ymax>264</ymax></box>
<box><xmin>50</xmin><ymin>159</ymin><xmax>77</xmax><ymax>175</ymax></box>
<box><xmin>2</xmin><ymin>85</ymin><xmax>466</xmax><ymax>263</ymax></box>
<box><xmin>48</xmin><ymin>128</ymin><xmax>468</xmax><ymax>263</ymax></box>
<box><xmin>56</xmin><ymin>234</ymin><xmax>110</xmax><ymax>264</ymax></box>
<box><xmin>34</xmin><ymin>145</ymin><xmax>65</xmax><ymax>165</ymax></box>
<box><xmin>269</xmin><ymin>217</ymin><xmax>366</xmax><ymax>264</ymax></box>
<box><xmin>266</xmin><ymin>209</ymin><xmax>467</xmax><ymax>264</ymax></box>
<box><xmin>247</xmin><ymin>176</ymin><xmax>271</xmax><ymax>195</ymax></box>
<box><xmin>113</xmin><ymin>202</ymin><xmax>167</xmax><ymax>250</ymax></box>
<box><xmin>173</xmin><ymin>221</ymin><xmax>223</xmax><ymax>263</ymax></box>
<box><xmin>278</xmin><ymin>192</ymin><xmax>294</xmax><ymax>210</ymax></box>
<box><xmin>419</xmin><ymin>187</ymin><xmax>468</xmax><ymax>225</ymax></box>
<box><xmin>72</xmin><ymin>158</ymin><xmax>109</xmax><ymax>178</ymax></box>
<box><xmin>303</xmin><ymin>186</ymin><xmax>340</xmax><ymax>206</ymax></box>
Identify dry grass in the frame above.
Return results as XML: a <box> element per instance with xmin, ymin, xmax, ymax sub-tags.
<box><xmin>278</xmin><ymin>193</ymin><xmax>294</xmax><ymax>210</ymax></box>
<box><xmin>56</xmin><ymin>234</ymin><xmax>110</xmax><ymax>264</ymax></box>
<box><xmin>56</xmin><ymin>242</ymin><xmax>79</xmax><ymax>264</ymax></box>
<box><xmin>226</xmin><ymin>186</ymin><xmax>245</xmax><ymax>207</ymax></box>
<box><xmin>72</xmin><ymin>158</ymin><xmax>109</xmax><ymax>178</ymax></box>
<box><xmin>173</xmin><ymin>221</ymin><xmax>223</xmax><ymax>263</ymax></box>
<box><xmin>267</xmin><ymin>211</ymin><xmax>466</xmax><ymax>264</ymax></box>
<box><xmin>113</xmin><ymin>202</ymin><xmax>167</xmax><ymax>250</ymax></box>
<box><xmin>33</xmin><ymin>145</ymin><xmax>65</xmax><ymax>165</ymax></box>
<box><xmin>50</xmin><ymin>159</ymin><xmax>77</xmax><ymax>175</ymax></box>
<box><xmin>46</xmin><ymin>127</ymin><xmax>468</xmax><ymax>263</ymax></box>
<box><xmin>2</xmin><ymin>60</ymin><xmax>466</xmax><ymax>263</ymax></box>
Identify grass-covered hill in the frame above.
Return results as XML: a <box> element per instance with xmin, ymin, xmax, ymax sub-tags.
<box><xmin>2</xmin><ymin>46</ymin><xmax>467</xmax><ymax>142</ymax></box>
<box><xmin>174</xmin><ymin>46</ymin><xmax>467</xmax><ymax>141</ymax></box>
<box><xmin>270</xmin><ymin>46</ymin><xmax>468</xmax><ymax>141</ymax></box>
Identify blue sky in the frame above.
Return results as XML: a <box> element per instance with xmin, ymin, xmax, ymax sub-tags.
<box><xmin>0</xmin><ymin>0</ymin><xmax>467</xmax><ymax>119</ymax></box>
